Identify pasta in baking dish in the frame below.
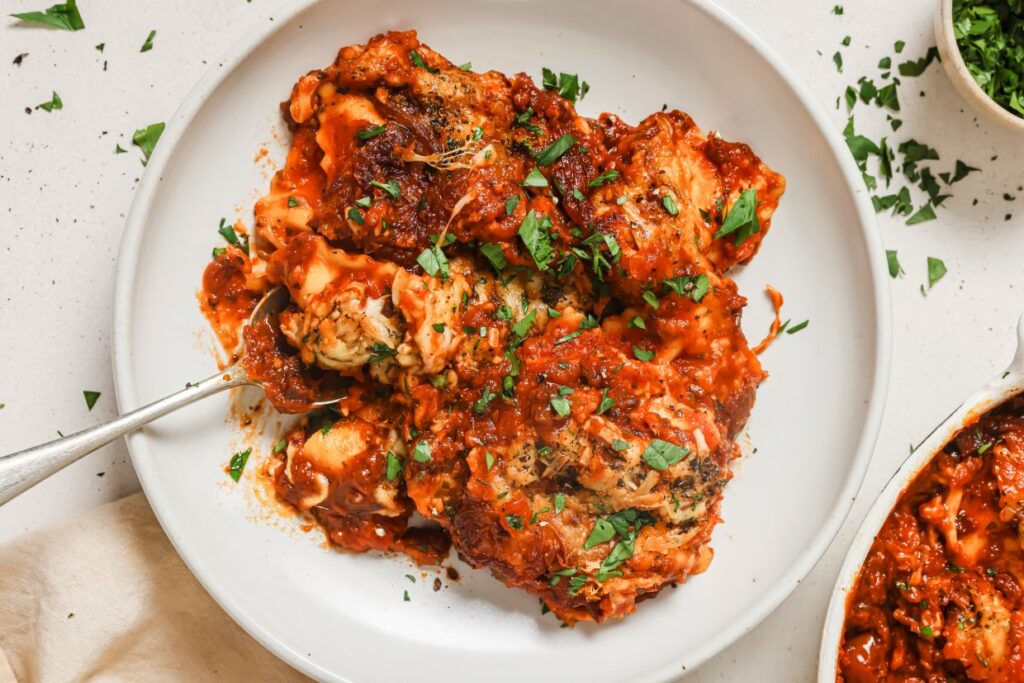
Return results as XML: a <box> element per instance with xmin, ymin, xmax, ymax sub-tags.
<box><xmin>839</xmin><ymin>397</ymin><xmax>1024</xmax><ymax>681</ymax></box>
<box><xmin>200</xmin><ymin>30</ymin><xmax>785</xmax><ymax>624</ymax></box>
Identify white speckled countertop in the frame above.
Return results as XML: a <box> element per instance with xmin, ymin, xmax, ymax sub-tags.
<box><xmin>1</xmin><ymin>0</ymin><xmax>1023</xmax><ymax>679</ymax></box>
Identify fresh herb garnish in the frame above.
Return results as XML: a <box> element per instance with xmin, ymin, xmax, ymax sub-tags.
<box><xmin>408</xmin><ymin>49</ymin><xmax>437</xmax><ymax>73</ymax></box>
<box><xmin>511</xmin><ymin>309</ymin><xmax>537</xmax><ymax>338</ymax></box>
<box><xmin>357</xmin><ymin>125</ymin><xmax>386</xmax><ymax>141</ymax></box>
<box><xmin>412</xmin><ymin>441</ymin><xmax>432</xmax><ymax>463</ymax></box>
<box><xmin>83</xmin><ymin>390</ymin><xmax>101</xmax><ymax>410</ymax></box>
<box><xmin>132</xmin><ymin>122</ymin><xmax>165</xmax><ymax>165</ymax></box>
<box><xmin>536</xmin><ymin>134</ymin><xmax>576</xmax><ymax>166</ymax></box>
<box><xmin>517</xmin><ymin>210</ymin><xmax>554</xmax><ymax>270</ymax></box>
<box><xmin>479</xmin><ymin>243</ymin><xmax>507</xmax><ymax>273</ymax></box>
<box><xmin>140</xmin><ymin>29</ymin><xmax>156</xmax><ymax>53</ymax></box>
<box><xmin>541</xmin><ymin>68</ymin><xmax>589</xmax><ymax>103</ymax></box>
<box><xmin>474</xmin><ymin>386</ymin><xmax>497</xmax><ymax>414</ymax></box>
<box><xmin>641</xmin><ymin>439</ymin><xmax>689</xmax><ymax>471</ymax></box>
<box><xmin>273</xmin><ymin>439</ymin><xmax>288</xmax><ymax>454</ymax></box>
<box><xmin>661</xmin><ymin>194</ymin><xmax>679</xmax><ymax>216</ymax></box>
<box><xmin>898</xmin><ymin>46</ymin><xmax>940</xmax><ymax>78</ymax></box>
<box><xmin>553</xmin><ymin>493</ymin><xmax>566</xmax><ymax>514</ymax></box>
<box><xmin>596</xmin><ymin>388</ymin><xmax>614</xmax><ymax>415</ymax></box>
<box><xmin>714</xmin><ymin>189</ymin><xmax>760</xmax><ymax>245</ymax></box>
<box><xmin>217</xmin><ymin>218</ymin><xmax>249</xmax><ymax>254</ymax></box>
<box><xmin>587</xmin><ymin>170</ymin><xmax>620</xmax><ymax>188</ymax></box>
<box><xmin>371</xmin><ymin>179</ymin><xmax>401</xmax><ymax>200</ymax></box>
<box><xmin>663</xmin><ymin>274</ymin><xmax>710</xmax><ymax>303</ymax></box>
<box><xmin>505</xmin><ymin>513</ymin><xmax>524</xmax><ymax>530</ymax></box>
<box><xmin>11</xmin><ymin>0</ymin><xmax>84</xmax><ymax>30</ymax></box>
<box><xmin>368</xmin><ymin>343</ymin><xmax>397</xmax><ymax>363</ymax></box>
<box><xmin>37</xmin><ymin>91</ymin><xmax>63</xmax><ymax>112</ymax></box>
<box><xmin>886</xmin><ymin>250</ymin><xmax>904</xmax><ymax>278</ymax></box>
<box><xmin>927</xmin><ymin>256</ymin><xmax>947</xmax><ymax>288</ymax></box>
<box><xmin>417</xmin><ymin>245</ymin><xmax>450</xmax><ymax>279</ymax></box>
<box><xmin>632</xmin><ymin>346</ymin><xmax>655</xmax><ymax>362</ymax></box>
<box><xmin>228</xmin><ymin>448</ymin><xmax>251</xmax><ymax>482</ymax></box>
<box><xmin>786</xmin><ymin>320</ymin><xmax>810</xmax><ymax>335</ymax></box>
<box><xmin>522</xmin><ymin>167</ymin><xmax>549</xmax><ymax>188</ymax></box>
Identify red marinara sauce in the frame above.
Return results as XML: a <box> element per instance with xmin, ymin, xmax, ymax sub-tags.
<box><xmin>838</xmin><ymin>397</ymin><xmax>1024</xmax><ymax>682</ymax></box>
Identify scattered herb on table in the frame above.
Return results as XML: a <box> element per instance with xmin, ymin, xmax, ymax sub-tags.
<box><xmin>83</xmin><ymin>390</ymin><xmax>101</xmax><ymax>410</ymax></box>
<box><xmin>37</xmin><ymin>91</ymin><xmax>62</xmax><ymax>112</ymax></box>
<box><xmin>953</xmin><ymin>0</ymin><xmax>1024</xmax><ymax>117</ymax></box>
<box><xmin>140</xmin><ymin>29</ymin><xmax>156</xmax><ymax>53</ymax></box>
<box><xmin>228</xmin><ymin>448</ymin><xmax>251</xmax><ymax>482</ymax></box>
<box><xmin>132</xmin><ymin>122</ymin><xmax>165</xmax><ymax>165</ymax></box>
<box><xmin>11</xmin><ymin>0</ymin><xmax>84</xmax><ymax>30</ymax></box>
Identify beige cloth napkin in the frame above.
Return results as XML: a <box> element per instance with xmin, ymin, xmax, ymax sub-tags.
<box><xmin>0</xmin><ymin>493</ymin><xmax>308</xmax><ymax>682</ymax></box>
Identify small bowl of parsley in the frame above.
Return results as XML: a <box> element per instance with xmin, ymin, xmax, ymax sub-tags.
<box><xmin>936</xmin><ymin>0</ymin><xmax>1024</xmax><ymax>132</ymax></box>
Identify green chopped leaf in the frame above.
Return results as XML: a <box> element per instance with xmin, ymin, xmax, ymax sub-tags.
<box><xmin>895</xmin><ymin>40</ymin><xmax>905</xmax><ymax>53</ymax></box>
<box><xmin>417</xmin><ymin>245</ymin><xmax>450</xmax><ymax>279</ymax></box>
<box><xmin>459</xmin><ymin>61</ymin><xmax>472</xmax><ymax>71</ymax></box>
<box><xmin>876</xmin><ymin>82</ymin><xmax>900</xmax><ymax>111</ymax></box>
<box><xmin>211</xmin><ymin>247</ymin><xmax>226</xmax><ymax>258</ymax></box>
<box><xmin>661</xmin><ymin>194</ymin><xmax>679</xmax><ymax>216</ymax></box>
<box><xmin>588</xmin><ymin>170</ymin><xmax>620</xmax><ymax>188</ymax></box>
<box><xmin>228</xmin><ymin>448</ymin><xmax>251</xmax><ymax>482</ymax></box>
<box><xmin>474</xmin><ymin>386</ymin><xmax>497</xmax><ymax>414</ymax></box>
<box><xmin>382</xmin><ymin>451</ymin><xmax>401</xmax><ymax>481</ymax></box>
<box><xmin>641</xmin><ymin>290</ymin><xmax>660</xmax><ymax>309</ymax></box>
<box><xmin>920</xmin><ymin>625</ymin><xmax>934</xmax><ymax>638</ymax></box>
<box><xmin>273</xmin><ymin>439</ymin><xmax>288</xmax><ymax>455</ymax></box>
<box><xmin>522</xmin><ymin>167</ymin><xmax>549</xmax><ymax>188</ymax></box>
<box><xmin>553</xmin><ymin>492</ymin><xmax>565</xmax><ymax>514</ymax></box>
<box><xmin>83</xmin><ymin>390</ymin><xmax>101</xmax><ymax>410</ymax></box>
<box><xmin>511</xmin><ymin>309</ymin><xmax>537</xmax><ymax>338</ymax></box>
<box><xmin>371</xmin><ymin>179</ymin><xmax>401</xmax><ymax>200</ymax></box>
<box><xmin>357</xmin><ymin>125</ymin><xmax>386</xmax><ymax>141</ymax></box>
<box><xmin>951</xmin><ymin>160</ymin><xmax>980</xmax><ymax>183</ymax></box>
<box><xmin>832</xmin><ymin>4</ymin><xmax>843</xmax><ymax>14</ymax></box>
<box><xmin>845</xmin><ymin>86</ymin><xmax>857</xmax><ymax>109</ymax></box>
<box><xmin>132</xmin><ymin>123</ymin><xmax>165</xmax><ymax>164</ymax></box>
<box><xmin>536</xmin><ymin>134</ymin><xmax>576</xmax><ymax>166</ymax></box>
<box><xmin>115</xmin><ymin>144</ymin><xmax>126</xmax><ymax>154</ymax></box>
<box><xmin>878</xmin><ymin>56</ymin><xmax>891</xmax><ymax>69</ymax></box>
<box><xmin>140</xmin><ymin>29</ymin><xmax>156</xmax><ymax>53</ymax></box>
<box><xmin>833</xmin><ymin>51</ymin><xmax>843</xmax><ymax>72</ymax></box>
<box><xmin>287</xmin><ymin>196</ymin><xmax>300</xmax><ymax>208</ymax></box>
<box><xmin>927</xmin><ymin>256</ymin><xmax>947</xmax><ymax>288</ymax></box>
<box><xmin>37</xmin><ymin>91</ymin><xmax>62</xmax><ymax>112</ymax></box>
<box><xmin>412</xmin><ymin>441</ymin><xmax>432</xmax><ymax>463</ymax></box>
<box><xmin>550</xmin><ymin>394</ymin><xmax>572</xmax><ymax>417</ymax></box>
<box><xmin>541</xmin><ymin>68</ymin><xmax>588</xmax><ymax>103</ymax></box>
<box><xmin>663</xmin><ymin>274</ymin><xmax>710</xmax><ymax>303</ymax></box>
<box><xmin>517</xmin><ymin>209</ymin><xmax>554</xmax><ymax>270</ymax></box>
<box><xmin>505</xmin><ymin>513</ymin><xmax>524</xmax><ymax>530</ymax></box>
<box><xmin>11</xmin><ymin>0</ymin><xmax>84</xmax><ymax>30</ymax></box>
<box><xmin>906</xmin><ymin>203</ymin><xmax>937</xmax><ymax>225</ymax></box>
<box><xmin>408</xmin><ymin>49</ymin><xmax>437</xmax><ymax>73</ymax></box>
<box><xmin>368</xmin><ymin>343</ymin><xmax>397</xmax><ymax>363</ymax></box>
<box><xmin>886</xmin><ymin>250</ymin><xmax>904</xmax><ymax>278</ymax></box>
<box><xmin>628</xmin><ymin>315</ymin><xmax>646</xmax><ymax>329</ymax></box>
<box><xmin>713</xmin><ymin>189</ymin><xmax>759</xmax><ymax>245</ymax></box>
<box><xmin>641</xmin><ymin>439</ymin><xmax>689</xmax><ymax>471</ymax></box>
<box><xmin>632</xmin><ymin>346</ymin><xmax>654</xmax><ymax>362</ymax></box>
<box><xmin>583</xmin><ymin>518</ymin><xmax>616</xmax><ymax>548</ymax></box>
<box><xmin>479</xmin><ymin>243</ymin><xmax>507</xmax><ymax>273</ymax></box>
<box><xmin>786</xmin><ymin>320</ymin><xmax>809</xmax><ymax>334</ymax></box>
<box><xmin>596</xmin><ymin>388</ymin><xmax>614</xmax><ymax>415</ymax></box>
<box><xmin>217</xmin><ymin>218</ymin><xmax>248</xmax><ymax>254</ymax></box>
<box><xmin>898</xmin><ymin>46</ymin><xmax>939</xmax><ymax>77</ymax></box>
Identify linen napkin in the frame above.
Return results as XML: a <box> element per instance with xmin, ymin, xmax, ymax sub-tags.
<box><xmin>0</xmin><ymin>493</ymin><xmax>308</xmax><ymax>682</ymax></box>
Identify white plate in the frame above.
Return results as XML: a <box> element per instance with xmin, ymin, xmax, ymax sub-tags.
<box><xmin>112</xmin><ymin>0</ymin><xmax>891</xmax><ymax>680</ymax></box>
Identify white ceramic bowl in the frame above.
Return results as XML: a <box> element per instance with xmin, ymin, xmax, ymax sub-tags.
<box><xmin>818</xmin><ymin>315</ymin><xmax>1024</xmax><ymax>680</ymax></box>
<box><xmin>112</xmin><ymin>0</ymin><xmax>891</xmax><ymax>680</ymax></box>
<box><xmin>935</xmin><ymin>0</ymin><xmax>1024</xmax><ymax>133</ymax></box>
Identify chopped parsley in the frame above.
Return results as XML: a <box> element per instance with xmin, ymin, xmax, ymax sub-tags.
<box><xmin>522</xmin><ymin>167</ymin><xmax>549</xmax><ymax>188</ymax></box>
<box><xmin>505</xmin><ymin>513</ymin><xmax>524</xmax><ymax>530</ymax></box>
<box><xmin>386</xmin><ymin>452</ymin><xmax>403</xmax><ymax>481</ymax></box>
<box><xmin>713</xmin><ymin>189</ymin><xmax>759</xmax><ymax>245</ymax></box>
<box><xmin>287</xmin><ymin>196</ymin><xmax>300</xmax><ymax>208</ymax></box>
<box><xmin>132</xmin><ymin>123</ymin><xmax>165</xmax><ymax>166</ymax></box>
<box><xmin>920</xmin><ymin>625</ymin><xmax>934</xmax><ymax>638</ymax></box>
<box><xmin>320</xmin><ymin>419</ymin><xmax>334</xmax><ymax>436</ymax></box>
<box><xmin>505</xmin><ymin>194</ymin><xmax>522</xmax><ymax>216</ymax></box>
<box><xmin>408</xmin><ymin>49</ymin><xmax>438</xmax><ymax>73</ymax></box>
<box><xmin>953</xmin><ymin>1</ymin><xmax>1024</xmax><ymax>116</ymax></box>
<box><xmin>480</xmin><ymin>242</ymin><xmax>507</xmax><ymax>272</ymax></box>
<box><xmin>588</xmin><ymin>170</ymin><xmax>620</xmax><ymax>188</ymax></box>
<box><xmin>661</xmin><ymin>194</ymin><xmax>679</xmax><ymax>216</ymax></box>
<box><xmin>474</xmin><ymin>386</ymin><xmax>497</xmax><ymax>414</ymax></box>
<box><xmin>554</xmin><ymin>493</ymin><xmax>566</xmax><ymax>514</ymax></box>
<box><xmin>485</xmin><ymin>451</ymin><xmax>495</xmax><ymax>470</ymax></box>
<box><xmin>786</xmin><ymin>320</ymin><xmax>810</xmax><ymax>335</ymax></box>
<box><xmin>517</xmin><ymin>210</ymin><xmax>554</xmax><ymax>270</ymax></box>
<box><xmin>886</xmin><ymin>250</ymin><xmax>904</xmax><ymax>278</ymax></box>
<box><xmin>38</xmin><ymin>91</ymin><xmax>62</xmax><ymax>112</ymax></box>
<box><xmin>371</xmin><ymin>179</ymin><xmax>401</xmax><ymax>200</ymax></box>
<box><xmin>898</xmin><ymin>46</ymin><xmax>940</xmax><ymax>78</ymax></box>
<box><xmin>417</xmin><ymin>245</ymin><xmax>450</xmax><ymax>279</ymax></box>
<box><xmin>641</xmin><ymin>290</ymin><xmax>660</xmax><ymax>309</ymax></box>
<box><xmin>412</xmin><ymin>441</ymin><xmax>432</xmax><ymax>463</ymax></box>
<box><xmin>514</xmin><ymin>108</ymin><xmax>544</xmax><ymax>135</ymax></box>
<box><xmin>632</xmin><ymin>346</ymin><xmax>654</xmax><ymax>362</ymax></box>
<box><xmin>536</xmin><ymin>134</ymin><xmax>576</xmax><ymax>166</ymax></box>
<box><xmin>83</xmin><ymin>390</ymin><xmax>101</xmax><ymax>410</ymax></box>
<box><xmin>629</xmin><ymin>316</ymin><xmax>646</xmax><ymax>329</ymax></box>
<box><xmin>641</xmin><ymin>439</ymin><xmax>689</xmax><ymax>471</ymax></box>
<box><xmin>459</xmin><ymin>61</ymin><xmax>472</xmax><ymax>71</ymax></box>
<box><xmin>140</xmin><ymin>29</ymin><xmax>156</xmax><ymax>53</ymax></box>
<box><xmin>228</xmin><ymin>448</ymin><xmax>251</xmax><ymax>482</ymax></box>
<box><xmin>11</xmin><ymin>0</ymin><xmax>84</xmax><ymax>30</ymax></box>
<box><xmin>511</xmin><ymin>309</ymin><xmax>537</xmax><ymax>338</ymax></box>
<box><xmin>368</xmin><ymin>343</ymin><xmax>397</xmax><ymax>363</ymax></box>
<box><xmin>663</xmin><ymin>274</ymin><xmax>710</xmax><ymax>302</ymax></box>
<box><xmin>217</xmin><ymin>218</ymin><xmax>248</xmax><ymax>254</ymax></box>
<box><xmin>550</xmin><ymin>394</ymin><xmax>572</xmax><ymax>417</ymax></box>
<box><xmin>927</xmin><ymin>256</ymin><xmax>947</xmax><ymax>288</ymax></box>
<box><xmin>356</xmin><ymin>124</ymin><xmax>386</xmax><ymax>141</ymax></box>
<box><xmin>273</xmin><ymin>439</ymin><xmax>288</xmax><ymax>454</ymax></box>
<box><xmin>541</xmin><ymin>68</ymin><xmax>589</xmax><ymax>103</ymax></box>
<box><xmin>596</xmin><ymin>388</ymin><xmax>615</xmax><ymax>414</ymax></box>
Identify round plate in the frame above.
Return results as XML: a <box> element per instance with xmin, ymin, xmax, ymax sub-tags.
<box><xmin>112</xmin><ymin>0</ymin><xmax>891</xmax><ymax>680</ymax></box>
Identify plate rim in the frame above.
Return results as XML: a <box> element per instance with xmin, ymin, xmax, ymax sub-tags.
<box><xmin>111</xmin><ymin>0</ymin><xmax>893</xmax><ymax>680</ymax></box>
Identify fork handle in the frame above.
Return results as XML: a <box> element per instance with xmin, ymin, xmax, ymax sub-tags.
<box><xmin>0</xmin><ymin>366</ymin><xmax>248</xmax><ymax>506</ymax></box>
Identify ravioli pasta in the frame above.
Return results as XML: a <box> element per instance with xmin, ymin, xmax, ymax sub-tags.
<box><xmin>200</xmin><ymin>30</ymin><xmax>785</xmax><ymax>624</ymax></box>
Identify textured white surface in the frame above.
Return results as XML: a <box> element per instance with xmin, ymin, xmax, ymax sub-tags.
<box><xmin>0</xmin><ymin>0</ymin><xmax>1022</xmax><ymax>680</ymax></box>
